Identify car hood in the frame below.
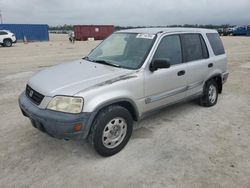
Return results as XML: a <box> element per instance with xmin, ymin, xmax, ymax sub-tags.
<box><xmin>28</xmin><ymin>60</ymin><xmax>134</xmax><ymax>96</ymax></box>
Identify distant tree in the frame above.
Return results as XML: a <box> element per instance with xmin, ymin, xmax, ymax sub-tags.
<box><xmin>49</xmin><ymin>24</ymin><xmax>73</xmax><ymax>31</ymax></box>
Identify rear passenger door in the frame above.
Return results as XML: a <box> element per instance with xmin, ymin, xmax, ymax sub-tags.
<box><xmin>181</xmin><ymin>33</ymin><xmax>212</xmax><ymax>97</ymax></box>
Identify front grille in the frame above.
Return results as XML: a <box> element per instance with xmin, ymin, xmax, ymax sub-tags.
<box><xmin>26</xmin><ymin>85</ymin><xmax>45</xmax><ymax>105</ymax></box>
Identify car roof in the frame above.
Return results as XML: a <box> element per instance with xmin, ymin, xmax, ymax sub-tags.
<box><xmin>116</xmin><ymin>27</ymin><xmax>217</xmax><ymax>34</ymax></box>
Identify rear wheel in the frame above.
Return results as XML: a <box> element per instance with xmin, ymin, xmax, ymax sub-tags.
<box><xmin>200</xmin><ymin>79</ymin><xmax>218</xmax><ymax>107</ymax></box>
<box><xmin>3</xmin><ymin>39</ymin><xmax>12</xmax><ymax>47</ymax></box>
<box><xmin>90</xmin><ymin>105</ymin><xmax>133</xmax><ymax>156</ymax></box>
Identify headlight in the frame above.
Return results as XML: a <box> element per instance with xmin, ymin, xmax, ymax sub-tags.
<box><xmin>47</xmin><ymin>96</ymin><xmax>83</xmax><ymax>114</ymax></box>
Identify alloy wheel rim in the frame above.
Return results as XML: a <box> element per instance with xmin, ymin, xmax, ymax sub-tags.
<box><xmin>102</xmin><ymin>117</ymin><xmax>127</xmax><ymax>149</ymax></box>
<box><xmin>208</xmin><ymin>85</ymin><xmax>217</xmax><ymax>103</ymax></box>
<box><xmin>6</xmin><ymin>41</ymin><xmax>11</xmax><ymax>46</ymax></box>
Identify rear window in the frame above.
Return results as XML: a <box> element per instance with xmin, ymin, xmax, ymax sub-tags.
<box><xmin>206</xmin><ymin>33</ymin><xmax>225</xmax><ymax>55</ymax></box>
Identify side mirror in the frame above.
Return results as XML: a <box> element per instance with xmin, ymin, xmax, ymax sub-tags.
<box><xmin>149</xmin><ymin>59</ymin><xmax>171</xmax><ymax>72</ymax></box>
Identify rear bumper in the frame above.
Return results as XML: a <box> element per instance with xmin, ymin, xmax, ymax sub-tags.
<box><xmin>19</xmin><ymin>92</ymin><xmax>92</xmax><ymax>140</ymax></box>
<box><xmin>222</xmin><ymin>72</ymin><xmax>229</xmax><ymax>84</ymax></box>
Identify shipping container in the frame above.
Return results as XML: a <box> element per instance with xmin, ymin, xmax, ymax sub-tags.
<box><xmin>74</xmin><ymin>25</ymin><xmax>114</xmax><ymax>41</ymax></box>
<box><xmin>0</xmin><ymin>24</ymin><xmax>49</xmax><ymax>41</ymax></box>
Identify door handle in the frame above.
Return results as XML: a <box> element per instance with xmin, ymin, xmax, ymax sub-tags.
<box><xmin>177</xmin><ymin>70</ymin><xmax>185</xmax><ymax>76</ymax></box>
<box><xmin>208</xmin><ymin>63</ymin><xmax>213</xmax><ymax>68</ymax></box>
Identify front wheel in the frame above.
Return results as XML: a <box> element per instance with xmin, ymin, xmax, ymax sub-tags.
<box><xmin>3</xmin><ymin>39</ymin><xmax>12</xmax><ymax>47</ymax></box>
<box><xmin>199</xmin><ymin>79</ymin><xmax>218</xmax><ymax>107</ymax></box>
<box><xmin>90</xmin><ymin>105</ymin><xmax>133</xmax><ymax>156</ymax></box>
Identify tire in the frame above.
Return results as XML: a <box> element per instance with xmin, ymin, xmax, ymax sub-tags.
<box><xmin>3</xmin><ymin>39</ymin><xmax>12</xmax><ymax>47</ymax></box>
<box><xmin>89</xmin><ymin>105</ymin><xmax>133</xmax><ymax>157</ymax></box>
<box><xmin>199</xmin><ymin>79</ymin><xmax>218</xmax><ymax>107</ymax></box>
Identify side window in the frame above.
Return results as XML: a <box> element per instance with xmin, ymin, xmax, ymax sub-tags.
<box><xmin>153</xmin><ymin>35</ymin><xmax>182</xmax><ymax>65</ymax></box>
<box><xmin>181</xmin><ymin>34</ymin><xmax>203</xmax><ymax>62</ymax></box>
<box><xmin>0</xmin><ymin>31</ymin><xmax>7</xmax><ymax>35</ymax></box>
<box><xmin>206</xmin><ymin>33</ymin><xmax>225</xmax><ymax>55</ymax></box>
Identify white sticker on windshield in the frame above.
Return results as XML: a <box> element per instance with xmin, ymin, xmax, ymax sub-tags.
<box><xmin>136</xmin><ymin>33</ymin><xmax>155</xmax><ymax>39</ymax></box>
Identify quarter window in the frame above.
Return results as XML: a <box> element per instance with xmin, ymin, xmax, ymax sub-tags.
<box><xmin>206</xmin><ymin>33</ymin><xmax>225</xmax><ymax>55</ymax></box>
<box><xmin>153</xmin><ymin>35</ymin><xmax>182</xmax><ymax>65</ymax></box>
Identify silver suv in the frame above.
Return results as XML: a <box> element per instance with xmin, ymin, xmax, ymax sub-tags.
<box><xmin>19</xmin><ymin>28</ymin><xmax>229</xmax><ymax>156</ymax></box>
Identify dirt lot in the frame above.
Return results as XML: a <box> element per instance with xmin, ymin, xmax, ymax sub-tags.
<box><xmin>0</xmin><ymin>34</ymin><xmax>250</xmax><ymax>188</ymax></box>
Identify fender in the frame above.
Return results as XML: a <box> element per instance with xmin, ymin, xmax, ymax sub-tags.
<box><xmin>3</xmin><ymin>38</ymin><xmax>13</xmax><ymax>42</ymax></box>
<box><xmin>92</xmin><ymin>98</ymin><xmax>139</xmax><ymax>120</ymax></box>
<box><xmin>83</xmin><ymin>98</ymin><xmax>140</xmax><ymax>139</ymax></box>
<box><xmin>204</xmin><ymin>69</ymin><xmax>223</xmax><ymax>83</ymax></box>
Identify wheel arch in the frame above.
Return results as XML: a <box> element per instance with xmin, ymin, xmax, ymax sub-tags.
<box><xmin>205</xmin><ymin>73</ymin><xmax>223</xmax><ymax>93</ymax></box>
<box><xmin>93</xmin><ymin>98</ymin><xmax>140</xmax><ymax>121</ymax></box>
<box><xmin>3</xmin><ymin>38</ymin><xmax>13</xmax><ymax>42</ymax></box>
<box><xmin>85</xmin><ymin>98</ymin><xmax>139</xmax><ymax>140</ymax></box>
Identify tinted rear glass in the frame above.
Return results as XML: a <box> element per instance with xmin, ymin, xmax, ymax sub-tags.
<box><xmin>206</xmin><ymin>33</ymin><xmax>225</xmax><ymax>55</ymax></box>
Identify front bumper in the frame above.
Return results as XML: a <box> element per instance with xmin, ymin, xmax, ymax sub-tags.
<box><xmin>19</xmin><ymin>92</ymin><xmax>92</xmax><ymax>140</ymax></box>
<box><xmin>11</xmin><ymin>37</ymin><xmax>17</xmax><ymax>43</ymax></box>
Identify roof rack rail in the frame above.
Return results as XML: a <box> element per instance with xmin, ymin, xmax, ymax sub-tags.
<box><xmin>156</xmin><ymin>31</ymin><xmax>164</xmax><ymax>35</ymax></box>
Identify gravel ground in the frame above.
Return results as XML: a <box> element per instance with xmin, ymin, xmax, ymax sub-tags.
<box><xmin>0</xmin><ymin>34</ymin><xmax>249</xmax><ymax>188</ymax></box>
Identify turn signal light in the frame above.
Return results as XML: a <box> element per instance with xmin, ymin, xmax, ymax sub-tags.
<box><xmin>73</xmin><ymin>123</ymin><xmax>82</xmax><ymax>132</ymax></box>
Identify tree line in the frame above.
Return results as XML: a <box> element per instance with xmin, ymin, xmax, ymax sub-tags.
<box><xmin>49</xmin><ymin>24</ymin><xmax>235</xmax><ymax>31</ymax></box>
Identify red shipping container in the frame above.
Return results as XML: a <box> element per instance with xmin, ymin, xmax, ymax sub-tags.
<box><xmin>73</xmin><ymin>25</ymin><xmax>114</xmax><ymax>41</ymax></box>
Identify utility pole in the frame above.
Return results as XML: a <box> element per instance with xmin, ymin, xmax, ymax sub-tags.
<box><xmin>0</xmin><ymin>10</ymin><xmax>3</xmax><ymax>24</ymax></box>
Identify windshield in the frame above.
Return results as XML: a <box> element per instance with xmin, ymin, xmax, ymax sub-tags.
<box><xmin>87</xmin><ymin>33</ymin><xmax>156</xmax><ymax>69</ymax></box>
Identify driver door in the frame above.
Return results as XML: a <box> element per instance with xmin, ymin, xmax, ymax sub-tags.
<box><xmin>143</xmin><ymin>34</ymin><xmax>188</xmax><ymax>112</ymax></box>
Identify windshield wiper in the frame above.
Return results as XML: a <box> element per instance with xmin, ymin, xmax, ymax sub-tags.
<box><xmin>82</xmin><ymin>56</ymin><xmax>91</xmax><ymax>61</ymax></box>
<box><xmin>92</xmin><ymin>60</ymin><xmax>121</xmax><ymax>68</ymax></box>
<box><xmin>82</xmin><ymin>57</ymin><xmax>121</xmax><ymax>68</ymax></box>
